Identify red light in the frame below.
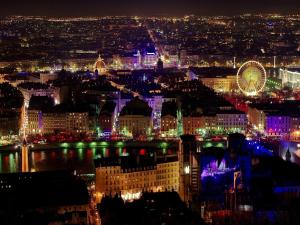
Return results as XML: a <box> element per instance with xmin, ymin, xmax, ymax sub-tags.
<box><xmin>139</xmin><ymin>149</ymin><xmax>146</xmax><ymax>155</ymax></box>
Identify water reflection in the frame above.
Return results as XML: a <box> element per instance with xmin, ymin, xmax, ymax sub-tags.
<box><xmin>0</xmin><ymin>144</ymin><xmax>176</xmax><ymax>174</ymax></box>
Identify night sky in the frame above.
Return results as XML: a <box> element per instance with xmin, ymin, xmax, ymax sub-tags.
<box><xmin>1</xmin><ymin>0</ymin><xmax>300</xmax><ymax>16</ymax></box>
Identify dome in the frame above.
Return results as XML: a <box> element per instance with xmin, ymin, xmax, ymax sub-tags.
<box><xmin>94</xmin><ymin>55</ymin><xmax>107</xmax><ymax>73</ymax></box>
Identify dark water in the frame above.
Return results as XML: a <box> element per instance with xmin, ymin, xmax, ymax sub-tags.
<box><xmin>0</xmin><ymin>141</ymin><xmax>178</xmax><ymax>174</ymax></box>
<box><xmin>0</xmin><ymin>148</ymin><xmax>101</xmax><ymax>174</ymax></box>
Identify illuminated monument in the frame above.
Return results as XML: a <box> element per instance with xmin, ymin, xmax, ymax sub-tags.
<box><xmin>94</xmin><ymin>54</ymin><xmax>107</xmax><ymax>74</ymax></box>
<box><xmin>237</xmin><ymin>61</ymin><xmax>267</xmax><ymax>96</ymax></box>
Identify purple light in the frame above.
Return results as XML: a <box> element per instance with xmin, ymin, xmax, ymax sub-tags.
<box><xmin>201</xmin><ymin>159</ymin><xmax>236</xmax><ymax>179</ymax></box>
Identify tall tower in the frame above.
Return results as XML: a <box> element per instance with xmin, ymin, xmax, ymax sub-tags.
<box><xmin>233</xmin><ymin>57</ymin><xmax>237</xmax><ymax>69</ymax></box>
<box><xmin>178</xmin><ymin>135</ymin><xmax>200</xmax><ymax>203</ymax></box>
<box><xmin>137</xmin><ymin>50</ymin><xmax>142</xmax><ymax>68</ymax></box>
<box><xmin>21</xmin><ymin>139</ymin><xmax>29</xmax><ymax>173</ymax></box>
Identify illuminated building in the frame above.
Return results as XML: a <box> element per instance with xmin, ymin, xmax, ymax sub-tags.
<box><xmin>94</xmin><ymin>54</ymin><xmax>107</xmax><ymax>74</ymax></box>
<box><xmin>216</xmin><ymin>110</ymin><xmax>247</xmax><ymax>133</ymax></box>
<box><xmin>42</xmin><ymin>112</ymin><xmax>69</xmax><ymax>134</ymax></box>
<box><xmin>26</xmin><ymin>109</ymin><xmax>42</xmax><ymax>134</ymax></box>
<box><xmin>247</xmin><ymin>104</ymin><xmax>266</xmax><ymax>132</ymax></box>
<box><xmin>183</xmin><ymin>117</ymin><xmax>204</xmax><ymax>135</ymax></box>
<box><xmin>248</xmin><ymin>101</ymin><xmax>300</xmax><ymax>136</ymax></box>
<box><xmin>143</xmin><ymin>52</ymin><xmax>158</xmax><ymax>67</ymax></box>
<box><xmin>266</xmin><ymin>114</ymin><xmax>291</xmax><ymax>136</ymax></box>
<box><xmin>66</xmin><ymin>112</ymin><xmax>89</xmax><ymax>133</ymax></box>
<box><xmin>27</xmin><ymin>111</ymin><xmax>89</xmax><ymax>134</ymax></box>
<box><xmin>280</xmin><ymin>68</ymin><xmax>300</xmax><ymax>88</ymax></box>
<box><xmin>199</xmin><ymin>76</ymin><xmax>237</xmax><ymax>93</ymax></box>
<box><xmin>95</xmin><ymin>155</ymin><xmax>179</xmax><ymax>201</ymax></box>
<box><xmin>145</xmin><ymin>95</ymin><xmax>163</xmax><ymax>131</ymax></box>
<box><xmin>161</xmin><ymin>102</ymin><xmax>177</xmax><ymax>138</ymax></box>
<box><xmin>119</xmin><ymin>97</ymin><xmax>152</xmax><ymax>137</ymax></box>
<box><xmin>189</xmin><ymin>67</ymin><xmax>237</xmax><ymax>92</ymax></box>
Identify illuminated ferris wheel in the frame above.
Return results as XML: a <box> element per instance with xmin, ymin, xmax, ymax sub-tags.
<box><xmin>236</xmin><ymin>61</ymin><xmax>267</xmax><ymax>96</ymax></box>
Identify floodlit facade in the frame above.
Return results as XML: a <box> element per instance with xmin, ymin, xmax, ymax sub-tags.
<box><xmin>95</xmin><ymin>156</ymin><xmax>179</xmax><ymax>201</ymax></box>
<box><xmin>27</xmin><ymin>111</ymin><xmax>89</xmax><ymax>134</ymax></box>
<box><xmin>200</xmin><ymin>76</ymin><xmax>237</xmax><ymax>93</ymax></box>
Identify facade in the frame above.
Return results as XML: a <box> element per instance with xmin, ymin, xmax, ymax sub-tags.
<box><xmin>27</xmin><ymin>111</ymin><xmax>89</xmax><ymax>134</ymax></box>
<box><xmin>95</xmin><ymin>156</ymin><xmax>179</xmax><ymax>201</ymax></box>
<box><xmin>200</xmin><ymin>76</ymin><xmax>237</xmax><ymax>93</ymax></box>
<box><xmin>161</xmin><ymin>115</ymin><xmax>177</xmax><ymax>137</ymax></box>
<box><xmin>247</xmin><ymin>105</ymin><xmax>266</xmax><ymax>132</ymax></box>
<box><xmin>119</xmin><ymin>115</ymin><xmax>152</xmax><ymax>137</ymax></box>
<box><xmin>216</xmin><ymin>110</ymin><xmax>247</xmax><ymax>133</ymax></box>
<box><xmin>26</xmin><ymin>109</ymin><xmax>42</xmax><ymax>134</ymax></box>
<box><xmin>119</xmin><ymin>98</ymin><xmax>152</xmax><ymax>137</ymax></box>
<box><xmin>183</xmin><ymin>117</ymin><xmax>204</xmax><ymax>135</ymax></box>
<box><xmin>266</xmin><ymin>115</ymin><xmax>291</xmax><ymax>136</ymax></box>
<box><xmin>42</xmin><ymin>112</ymin><xmax>68</xmax><ymax>134</ymax></box>
<box><xmin>248</xmin><ymin>102</ymin><xmax>300</xmax><ymax>136</ymax></box>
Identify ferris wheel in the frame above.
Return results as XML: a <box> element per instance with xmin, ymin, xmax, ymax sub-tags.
<box><xmin>236</xmin><ymin>61</ymin><xmax>267</xmax><ymax>96</ymax></box>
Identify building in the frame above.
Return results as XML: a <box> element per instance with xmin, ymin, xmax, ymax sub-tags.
<box><xmin>183</xmin><ymin>117</ymin><xmax>204</xmax><ymax>135</ymax></box>
<box><xmin>27</xmin><ymin>104</ymin><xmax>89</xmax><ymax>134</ymax></box>
<box><xmin>99</xmin><ymin>101</ymin><xmax>117</xmax><ymax>134</ymax></box>
<box><xmin>189</xmin><ymin>67</ymin><xmax>238</xmax><ymax>93</ymax></box>
<box><xmin>200</xmin><ymin>75</ymin><xmax>237</xmax><ymax>93</ymax></box>
<box><xmin>17</xmin><ymin>82</ymin><xmax>59</xmax><ymax>107</ymax></box>
<box><xmin>247</xmin><ymin>105</ymin><xmax>266</xmax><ymax>132</ymax></box>
<box><xmin>161</xmin><ymin>101</ymin><xmax>177</xmax><ymax>138</ymax></box>
<box><xmin>248</xmin><ymin>101</ymin><xmax>300</xmax><ymax>136</ymax></box>
<box><xmin>119</xmin><ymin>97</ymin><xmax>152</xmax><ymax>137</ymax></box>
<box><xmin>216</xmin><ymin>109</ymin><xmax>247</xmax><ymax>133</ymax></box>
<box><xmin>266</xmin><ymin>114</ymin><xmax>291</xmax><ymax>136</ymax></box>
<box><xmin>95</xmin><ymin>155</ymin><xmax>179</xmax><ymax>201</ymax></box>
<box><xmin>26</xmin><ymin>109</ymin><xmax>42</xmax><ymax>134</ymax></box>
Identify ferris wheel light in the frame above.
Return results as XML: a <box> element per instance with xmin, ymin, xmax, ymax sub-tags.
<box><xmin>236</xmin><ymin>60</ymin><xmax>267</xmax><ymax>96</ymax></box>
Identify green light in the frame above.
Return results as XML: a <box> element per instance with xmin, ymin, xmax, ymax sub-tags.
<box><xmin>63</xmin><ymin>149</ymin><xmax>68</xmax><ymax>155</ymax></box>
<box><xmin>116</xmin><ymin>141</ymin><xmax>124</xmax><ymax>147</ymax></box>
<box><xmin>160</xmin><ymin>142</ymin><xmax>168</xmax><ymax>149</ymax></box>
<box><xmin>89</xmin><ymin>142</ymin><xmax>97</xmax><ymax>147</ymax></box>
<box><xmin>76</xmin><ymin>142</ymin><xmax>85</xmax><ymax>148</ymax></box>
<box><xmin>9</xmin><ymin>153</ymin><xmax>16</xmax><ymax>172</ymax></box>
<box><xmin>102</xmin><ymin>147</ymin><xmax>106</xmax><ymax>156</ymax></box>
<box><xmin>118</xmin><ymin>147</ymin><xmax>122</xmax><ymax>156</ymax></box>
<box><xmin>217</xmin><ymin>143</ymin><xmax>224</xmax><ymax>148</ymax></box>
<box><xmin>100</xmin><ymin>141</ymin><xmax>108</xmax><ymax>147</ymax></box>
<box><xmin>205</xmin><ymin>142</ymin><xmax>213</xmax><ymax>148</ymax></box>
<box><xmin>163</xmin><ymin>148</ymin><xmax>167</xmax><ymax>154</ymax></box>
<box><xmin>60</xmin><ymin>142</ymin><xmax>70</xmax><ymax>148</ymax></box>
<box><xmin>92</xmin><ymin>148</ymin><xmax>96</xmax><ymax>156</ymax></box>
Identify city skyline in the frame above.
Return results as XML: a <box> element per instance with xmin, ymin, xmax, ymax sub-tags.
<box><xmin>1</xmin><ymin>7</ymin><xmax>300</xmax><ymax>225</ymax></box>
